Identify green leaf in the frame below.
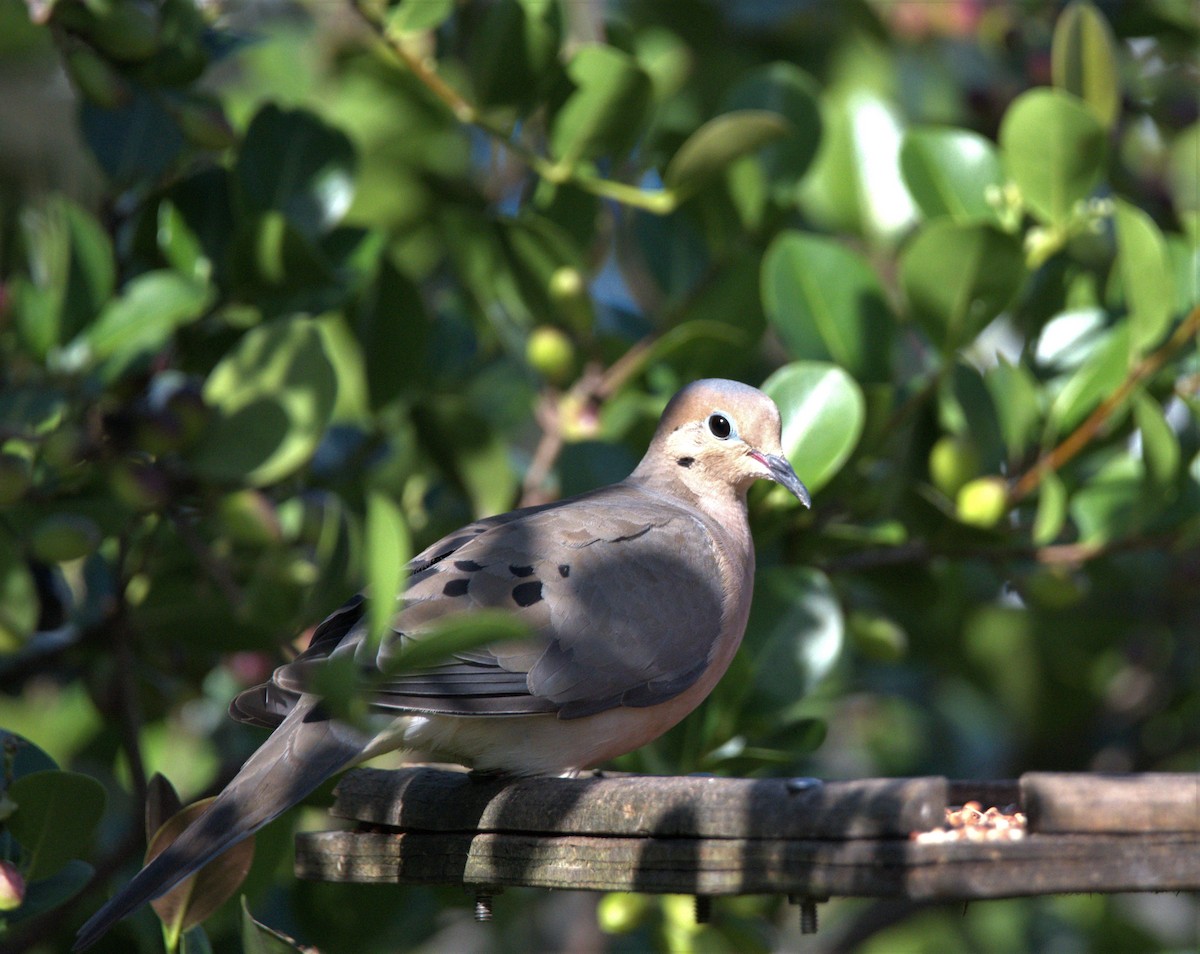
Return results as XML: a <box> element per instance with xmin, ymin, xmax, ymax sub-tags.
<box><xmin>467</xmin><ymin>0</ymin><xmax>560</xmax><ymax>111</ymax></box>
<box><xmin>1052</xmin><ymin>1</ymin><xmax>1121</xmax><ymax>129</ymax></box>
<box><xmin>157</xmin><ymin>200</ymin><xmax>211</xmax><ymax>282</ymax></box>
<box><xmin>1070</xmin><ymin>454</ymin><xmax>1145</xmax><ymax>544</ymax></box>
<box><xmin>664</xmin><ymin>111</ymin><xmax>792</xmax><ymax>197</ymax></box>
<box><xmin>1167</xmin><ymin>122</ymin><xmax>1200</xmax><ymax>240</ymax></box>
<box><xmin>387</xmin><ymin>0</ymin><xmax>454</xmax><ymax>34</ymax></box>
<box><xmin>365</xmin><ymin>491</ymin><xmax>410</xmax><ymax>649</ymax></box>
<box><xmin>1032</xmin><ymin>471</ymin><xmax>1068</xmax><ymax>545</ymax></box>
<box><xmin>761</xmin><ymin>231</ymin><xmax>893</xmax><ymax>381</ymax></box>
<box><xmin>899</xmin><ymin>221</ymin><xmax>1025</xmax><ymax>352</ymax></box>
<box><xmin>241</xmin><ymin>897</ymin><xmax>305</xmax><ymax>953</ymax></box>
<box><xmin>190</xmin><ymin>317</ymin><xmax>338</xmax><ymax>486</ymax></box>
<box><xmin>762</xmin><ymin>361</ymin><xmax>866</xmax><ymax>493</ymax></box>
<box><xmin>235</xmin><ymin>105</ymin><xmax>356</xmax><ymax>241</ymax></box>
<box><xmin>1114</xmin><ymin>199</ymin><xmax>1175</xmax><ymax>354</ymax></box>
<box><xmin>984</xmin><ymin>357</ymin><xmax>1042</xmax><ymax>458</ymax></box>
<box><xmin>1048</xmin><ymin>323</ymin><xmax>1130</xmax><ymax>435</ymax></box>
<box><xmin>999</xmin><ymin>88</ymin><xmax>1107</xmax><ymax>225</ymax></box>
<box><xmin>722</xmin><ymin>62</ymin><xmax>823</xmax><ymax>201</ymax></box>
<box><xmin>7</xmin><ymin>770</ymin><xmax>105</xmax><ymax>879</ymax></box>
<box><xmin>78</xmin><ymin>270</ymin><xmax>214</xmax><ymax>377</ymax></box>
<box><xmin>378</xmin><ymin>610</ymin><xmax>532</xmax><ymax>675</ymax></box>
<box><xmin>0</xmin><ymin>542</ymin><xmax>38</xmax><ymax>650</ymax></box>
<box><xmin>1134</xmin><ymin>393</ymin><xmax>1180</xmax><ymax>487</ymax></box>
<box><xmin>8</xmin><ymin>859</ymin><xmax>93</xmax><ymax>924</ymax></box>
<box><xmin>550</xmin><ymin>44</ymin><xmax>651</xmax><ymax>167</ymax></box>
<box><xmin>80</xmin><ymin>88</ymin><xmax>185</xmax><ymax>185</ymax></box>
<box><xmin>149</xmin><ymin>799</ymin><xmax>255</xmax><ymax>942</ymax></box>
<box><xmin>899</xmin><ymin>127</ymin><xmax>1004</xmax><ymax>223</ymax></box>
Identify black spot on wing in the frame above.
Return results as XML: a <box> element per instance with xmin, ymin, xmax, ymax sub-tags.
<box><xmin>558</xmin><ymin>564</ymin><xmax>570</xmax><ymax>578</ymax></box>
<box><xmin>512</xmin><ymin>580</ymin><xmax>543</xmax><ymax>607</ymax></box>
<box><xmin>509</xmin><ymin>564</ymin><xmax>535</xmax><ymax>577</ymax></box>
<box><xmin>442</xmin><ymin>578</ymin><xmax>470</xmax><ymax>597</ymax></box>
<box><xmin>455</xmin><ymin>559</ymin><xmax>484</xmax><ymax>572</ymax></box>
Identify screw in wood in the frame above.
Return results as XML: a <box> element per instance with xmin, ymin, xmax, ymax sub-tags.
<box><xmin>787</xmin><ymin>894</ymin><xmax>821</xmax><ymax>934</ymax></box>
<box><xmin>473</xmin><ymin>890</ymin><xmax>494</xmax><ymax>922</ymax></box>
<box><xmin>694</xmin><ymin>895</ymin><xmax>712</xmax><ymax>924</ymax></box>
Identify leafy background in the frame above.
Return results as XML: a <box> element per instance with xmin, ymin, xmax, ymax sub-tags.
<box><xmin>0</xmin><ymin>0</ymin><xmax>1198</xmax><ymax>950</ymax></box>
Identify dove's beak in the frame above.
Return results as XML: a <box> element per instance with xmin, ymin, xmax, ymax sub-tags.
<box><xmin>752</xmin><ymin>452</ymin><xmax>811</xmax><ymax>508</ymax></box>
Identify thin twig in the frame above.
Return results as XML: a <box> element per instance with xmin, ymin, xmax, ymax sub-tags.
<box><xmin>1008</xmin><ymin>304</ymin><xmax>1200</xmax><ymax>505</ymax></box>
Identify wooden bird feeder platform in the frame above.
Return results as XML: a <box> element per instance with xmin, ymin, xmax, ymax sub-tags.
<box><xmin>295</xmin><ymin>768</ymin><xmax>1200</xmax><ymax>917</ymax></box>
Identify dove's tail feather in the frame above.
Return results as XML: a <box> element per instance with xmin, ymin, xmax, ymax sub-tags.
<box><xmin>73</xmin><ymin>697</ymin><xmax>367</xmax><ymax>951</ymax></box>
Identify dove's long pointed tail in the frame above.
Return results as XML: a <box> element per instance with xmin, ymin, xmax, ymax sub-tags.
<box><xmin>73</xmin><ymin>697</ymin><xmax>367</xmax><ymax>951</ymax></box>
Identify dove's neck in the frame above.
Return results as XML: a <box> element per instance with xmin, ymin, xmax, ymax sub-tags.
<box><xmin>626</xmin><ymin>455</ymin><xmax>751</xmax><ymax>538</ymax></box>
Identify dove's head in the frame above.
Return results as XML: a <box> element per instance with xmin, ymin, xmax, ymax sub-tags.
<box><xmin>637</xmin><ymin>378</ymin><xmax>811</xmax><ymax>507</ymax></box>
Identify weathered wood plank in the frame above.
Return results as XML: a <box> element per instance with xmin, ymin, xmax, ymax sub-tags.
<box><xmin>331</xmin><ymin>767</ymin><xmax>947</xmax><ymax>839</ymax></box>
<box><xmin>295</xmin><ymin>830</ymin><xmax>1200</xmax><ymax>898</ymax></box>
<box><xmin>1022</xmin><ymin>772</ymin><xmax>1200</xmax><ymax>833</ymax></box>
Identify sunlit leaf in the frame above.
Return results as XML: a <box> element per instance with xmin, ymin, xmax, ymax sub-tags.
<box><xmin>379</xmin><ymin>610</ymin><xmax>532</xmax><ymax>675</ymax></box>
<box><xmin>900</xmin><ymin>127</ymin><xmax>1003</xmax><ymax>223</ymax></box>
<box><xmin>550</xmin><ymin>44</ymin><xmax>651</xmax><ymax>166</ymax></box>
<box><xmin>7</xmin><ymin>770</ymin><xmax>105</xmax><ymax>879</ymax></box>
<box><xmin>365</xmin><ymin>490</ymin><xmax>410</xmax><ymax>649</ymax></box>
<box><xmin>1032</xmin><ymin>470</ymin><xmax>1068</xmax><ymax>545</ymax></box>
<box><xmin>0</xmin><ymin>542</ymin><xmax>38</xmax><ymax>650</ymax></box>
<box><xmin>899</xmin><ymin>221</ymin><xmax>1025</xmax><ymax>352</ymax></box>
<box><xmin>387</xmin><ymin>0</ymin><xmax>454</xmax><ymax>34</ymax></box>
<box><xmin>1052</xmin><ymin>1</ymin><xmax>1121</xmax><ymax>129</ymax></box>
<box><xmin>984</xmin><ymin>357</ymin><xmax>1042</xmax><ymax>458</ymax></box>
<box><xmin>1134</xmin><ymin>393</ymin><xmax>1180</xmax><ymax>487</ymax></box>
<box><xmin>1047</xmin><ymin>324</ymin><xmax>1130</xmax><ymax>435</ymax></box>
<box><xmin>761</xmin><ymin>231</ymin><xmax>893</xmax><ymax>381</ymax></box>
<box><xmin>999</xmin><ymin>89</ymin><xmax>1106</xmax><ymax>225</ymax></box>
<box><xmin>664</xmin><ymin>111</ymin><xmax>791</xmax><ymax>196</ymax></box>
<box><xmin>1114</xmin><ymin>198</ymin><xmax>1175</xmax><ymax>354</ymax></box>
<box><xmin>762</xmin><ymin>361</ymin><xmax>866</xmax><ymax>493</ymax></box>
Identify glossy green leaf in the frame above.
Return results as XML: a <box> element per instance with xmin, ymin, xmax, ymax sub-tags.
<box><xmin>365</xmin><ymin>490</ymin><xmax>410</xmax><ymax>648</ymax></box>
<box><xmin>1167</xmin><ymin>122</ymin><xmax>1200</xmax><ymax>240</ymax></box>
<box><xmin>1165</xmin><ymin>236</ymin><xmax>1200</xmax><ymax>316</ymax></box>
<box><xmin>1134</xmin><ymin>393</ymin><xmax>1180</xmax><ymax>486</ymax></box>
<box><xmin>190</xmin><ymin>317</ymin><xmax>338</xmax><ymax>486</ymax></box>
<box><xmin>1052</xmin><ymin>1</ymin><xmax>1121</xmax><ymax>129</ymax></box>
<box><xmin>242</xmin><ymin>897</ymin><xmax>305</xmax><ymax>953</ymax></box>
<box><xmin>722</xmin><ymin>62</ymin><xmax>823</xmax><ymax>200</ymax></box>
<box><xmin>387</xmin><ymin>0</ymin><xmax>454</xmax><ymax>34</ymax></box>
<box><xmin>984</xmin><ymin>357</ymin><xmax>1042</xmax><ymax>458</ymax></box>
<box><xmin>664</xmin><ymin>111</ymin><xmax>791</xmax><ymax>196</ymax></box>
<box><xmin>900</xmin><ymin>127</ymin><xmax>1003</xmax><ymax>223</ymax></box>
<box><xmin>235</xmin><ymin>105</ymin><xmax>356</xmax><ymax>241</ymax></box>
<box><xmin>762</xmin><ymin>361</ymin><xmax>866</xmax><ymax>493</ymax></box>
<box><xmin>7</xmin><ymin>770</ymin><xmax>106</xmax><ymax>879</ymax></box>
<box><xmin>1032</xmin><ymin>470</ymin><xmax>1068</xmax><ymax>545</ymax></box>
<box><xmin>550</xmin><ymin>44</ymin><xmax>651</xmax><ymax>166</ymax></box>
<box><xmin>157</xmin><ymin>200</ymin><xmax>211</xmax><ymax>282</ymax></box>
<box><xmin>999</xmin><ymin>89</ymin><xmax>1106</xmax><ymax>225</ymax></box>
<box><xmin>78</xmin><ymin>270</ymin><xmax>214</xmax><ymax>376</ymax></box>
<box><xmin>900</xmin><ymin>221</ymin><xmax>1025</xmax><ymax>352</ymax></box>
<box><xmin>9</xmin><ymin>859</ymin><xmax>93</xmax><ymax>923</ymax></box>
<box><xmin>761</xmin><ymin>231</ymin><xmax>893</xmax><ymax>381</ymax></box>
<box><xmin>1048</xmin><ymin>323</ymin><xmax>1130</xmax><ymax>434</ymax></box>
<box><xmin>1114</xmin><ymin>199</ymin><xmax>1175</xmax><ymax>353</ymax></box>
<box><xmin>149</xmin><ymin>799</ymin><xmax>255</xmax><ymax>940</ymax></box>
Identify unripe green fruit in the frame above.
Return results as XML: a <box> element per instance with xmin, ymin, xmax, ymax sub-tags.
<box><xmin>40</xmin><ymin>427</ymin><xmax>87</xmax><ymax>471</ymax></box>
<box><xmin>526</xmin><ymin>326</ymin><xmax>575</xmax><ymax>384</ymax></box>
<box><xmin>848</xmin><ymin>610</ymin><xmax>908</xmax><ymax>662</ymax></box>
<box><xmin>109</xmin><ymin>459</ymin><xmax>170</xmax><ymax>511</ymax></box>
<box><xmin>30</xmin><ymin>513</ymin><xmax>103</xmax><ymax>562</ymax></box>
<box><xmin>1025</xmin><ymin>567</ymin><xmax>1084</xmax><ymax>610</ymax></box>
<box><xmin>218</xmin><ymin>490</ymin><xmax>282</xmax><ymax>547</ymax></box>
<box><xmin>174</xmin><ymin>99</ymin><xmax>237</xmax><ymax>150</ymax></box>
<box><xmin>955</xmin><ymin>476</ymin><xmax>1009</xmax><ymax>528</ymax></box>
<box><xmin>596</xmin><ymin>892</ymin><xmax>650</xmax><ymax>934</ymax></box>
<box><xmin>928</xmin><ymin>435</ymin><xmax>980</xmax><ymax>498</ymax></box>
<box><xmin>547</xmin><ymin>266</ymin><xmax>592</xmax><ymax>333</ymax></box>
<box><xmin>134</xmin><ymin>410</ymin><xmax>185</xmax><ymax>457</ymax></box>
<box><xmin>0</xmin><ymin>454</ymin><xmax>32</xmax><ymax>505</ymax></box>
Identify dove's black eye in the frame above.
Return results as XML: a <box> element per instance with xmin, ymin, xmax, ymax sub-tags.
<box><xmin>708</xmin><ymin>414</ymin><xmax>732</xmax><ymax>439</ymax></box>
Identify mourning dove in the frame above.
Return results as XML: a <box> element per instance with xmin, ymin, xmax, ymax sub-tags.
<box><xmin>74</xmin><ymin>377</ymin><xmax>810</xmax><ymax>949</ymax></box>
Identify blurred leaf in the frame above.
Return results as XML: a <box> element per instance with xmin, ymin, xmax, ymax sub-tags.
<box><xmin>149</xmin><ymin>798</ymin><xmax>255</xmax><ymax>941</ymax></box>
<box><xmin>0</xmin><ymin>731</ymin><xmax>59</xmax><ymax>780</ymax></box>
<box><xmin>900</xmin><ymin>221</ymin><xmax>1025</xmax><ymax>352</ymax></box>
<box><xmin>1134</xmin><ymin>393</ymin><xmax>1180</xmax><ymax>487</ymax></box>
<box><xmin>387</xmin><ymin>0</ymin><xmax>454</xmax><ymax>34</ymax></box>
<box><xmin>762</xmin><ymin>362</ymin><xmax>865</xmax><ymax>493</ymax></box>
<box><xmin>157</xmin><ymin>200</ymin><xmax>211</xmax><ymax>282</ymax></box>
<box><xmin>0</xmin><ymin>544</ymin><xmax>38</xmax><ymax>650</ymax></box>
<box><xmin>1167</xmin><ymin>122</ymin><xmax>1200</xmax><ymax>239</ymax></box>
<box><xmin>899</xmin><ymin>127</ymin><xmax>1003</xmax><ymax>223</ymax></box>
<box><xmin>7</xmin><ymin>770</ymin><xmax>105</xmax><ymax>879</ymax></box>
<box><xmin>77</xmin><ymin>270</ymin><xmax>214</xmax><ymax>377</ymax></box>
<box><xmin>550</xmin><ymin>44</ymin><xmax>651</xmax><ymax>166</ymax></box>
<box><xmin>722</xmin><ymin>62</ymin><xmax>822</xmax><ymax>200</ymax></box>
<box><xmin>190</xmin><ymin>317</ymin><xmax>338</xmax><ymax>485</ymax></box>
<box><xmin>1048</xmin><ymin>324</ymin><xmax>1130</xmax><ymax>434</ymax></box>
<box><xmin>999</xmin><ymin>89</ymin><xmax>1106</xmax><ymax>225</ymax></box>
<box><xmin>80</xmin><ymin>87</ymin><xmax>185</xmax><ymax>184</ymax></box>
<box><xmin>7</xmin><ymin>859</ymin><xmax>92</xmax><ymax>924</ymax></box>
<box><xmin>467</xmin><ymin>0</ymin><xmax>559</xmax><ymax>111</ymax></box>
<box><xmin>664</xmin><ymin>110</ymin><xmax>791</xmax><ymax>197</ymax></box>
<box><xmin>761</xmin><ymin>231</ymin><xmax>893</xmax><ymax>381</ymax></box>
<box><xmin>145</xmin><ymin>774</ymin><xmax>184</xmax><ymax>846</ymax></box>
<box><xmin>242</xmin><ymin>896</ymin><xmax>305</xmax><ymax>953</ymax></box>
<box><xmin>1070</xmin><ymin>454</ymin><xmax>1145</xmax><ymax>544</ymax></box>
<box><xmin>235</xmin><ymin>105</ymin><xmax>356</xmax><ymax>241</ymax></box>
<box><xmin>1033</xmin><ymin>470</ymin><xmax>1068</xmax><ymax>545</ymax></box>
<box><xmin>379</xmin><ymin>610</ymin><xmax>532</xmax><ymax>674</ymax></box>
<box><xmin>1114</xmin><ymin>199</ymin><xmax>1175</xmax><ymax>354</ymax></box>
<box><xmin>1052</xmin><ymin>1</ymin><xmax>1121</xmax><ymax>129</ymax></box>
<box><xmin>985</xmin><ymin>357</ymin><xmax>1042</xmax><ymax>459</ymax></box>
<box><xmin>365</xmin><ymin>490</ymin><xmax>410</xmax><ymax>649</ymax></box>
